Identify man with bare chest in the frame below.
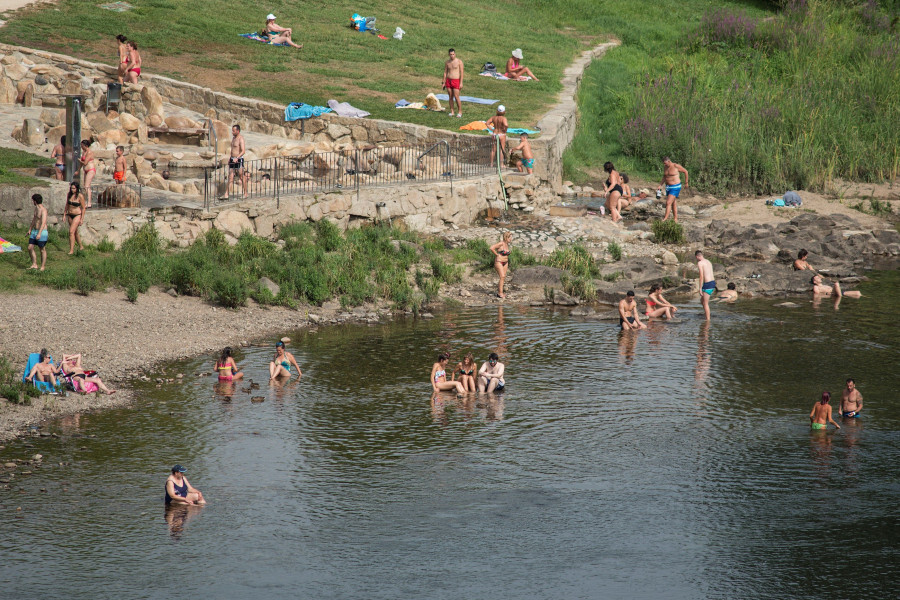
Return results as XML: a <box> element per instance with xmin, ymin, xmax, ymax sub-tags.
<box><xmin>443</xmin><ymin>48</ymin><xmax>464</xmax><ymax>118</ymax></box>
<box><xmin>228</xmin><ymin>124</ymin><xmax>249</xmax><ymax>199</ymax></box>
<box><xmin>841</xmin><ymin>378</ymin><xmax>863</xmax><ymax>418</ymax></box>
<box><xmin>657</xmin><ymin>156</ymin><xmax>689</xmax><ymax>222</ymax></box>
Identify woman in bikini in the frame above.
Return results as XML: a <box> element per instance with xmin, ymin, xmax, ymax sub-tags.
<box><xmin>431</xmin><ymin>353</ymin><xmax>465</xmax><ymax>396</ymax></box>
<box><xmin>215</xmin><ymin>347</ymin><xmax>243</xmax><ymax>381</ymax></box>
<box><xmin>603</xmin><ymin>161</ymin><xmax>624</xmax><ymax>223</ymax></box>
<box><xmin>78</xmin><ymin>139</ymin><xmax>95</xmax><ymax>208</ymax></box>
<box><xmin>62</xmin><ymin>353</ymin><xmax>116</xmax><ymax>394</ymax></box>
<box><xmin>645</xmin><ymin>283</ymin><xmax>678</xmax><ymax>319</ymax></box>
<box><xmin>490</xmin><ymin>231</ymin><xmax>513</xmax><ymax>299</ymax></box>
<box><xmin>125</xmin><ymin>40</ymin><xmax>142</xmax><ymax>84</ymax></box>
<box><xmin>115</xmin><ymin>34</ymin><xmax>129</xmax><ymax>84</ymax></box>
<box><xmin>269</xmin><ymin>341</ymin><xmax>302</xmax><ymax>379</ymax></box>
<box><xmin>453</xmin><ymin>353</ymin><xmax>477</xmax><ymax>392</ymax></box>
<box><xmin>50</xmin><ymin>135</ymin><xmax>66</xmax><ymax>181</ymax></box>
<box><xmin>64</xmin><ymin>181</ymin><xmax>85</xmax><ymax>254</ymax></box>
<box><xmin>262</xmin><ymin>15</ymin><xmax>303</xmax><ymax>48</ymax></box>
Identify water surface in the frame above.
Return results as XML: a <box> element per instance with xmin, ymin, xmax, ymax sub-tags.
<box><xmin>2</xmin><ymin>271</ymin><xmax>899</xmax><ymax>599</ymax></box>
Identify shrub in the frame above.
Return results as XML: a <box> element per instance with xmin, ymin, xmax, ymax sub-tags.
<box><xmin>607</xmin><ymin>240</ymin><xmax>623</xmax><ymax>261</ymax></box>
<box><xmin>430</xmin><ymin>256</ymin><xmax>462</xmax><ymax>284</ymax></box>
<box><xmin>560</xmin><ymin>274</ymin><xmax>596</xmax><ymax>301</ymax></box>
<box><xmin>203</xmin><ymin>227</ymin><xmax>227</xmax><ymax>250</ymax></box>
<box><xmin>315</xmin><ymin>219</ymin><xmax>343</xmax><ymax>252</ymax></box>
<box><xmin>126</xmin><ymin>284</ymin><xmax>139</xmax><ymax>303</ymax></box>
<box><xmin>510</xmin><ymin>247</ymin><xmax>538</xmax><ymax>267</ymax></box>
<box><xmin>252</xmin><ymin>286</ymin><xmax>276</xmax><ymax>306</ymax></box>
<box><xmin>651</xmin><ymin>220</ymin><xmax>685</xmax><ymax>244</ymax></box>
<box><xmin>212</xmin><ymin>273</ymin><xmax>248</xmax><ymax>308</ymax></box>
<box><xmin>96</xmin><ymin>237</ymin><xmax>115</xmax><ymax>253</ymax></box>
<box><xmin>75</xmin><ymin>266</ymin><xmax>101</xmax><ymax>296</ymax></box>
<box><xmin>121</xmin><ymin>222</ymin><xmax>162</xmax><ymax>255</ymax></box>
<box><xmin>546</xmin><ymin>245</ymin><xmax>600</xmax><ymax>278</ymax></box>
<box><xmin>0</xmin><ymin>355</ymin><xmax>40</xmax><ymax>405</ymax></box>
<box><xmin>416</xmin><ymin>269</ymin><xmax>442</xmax><ymax>301</ymax></box>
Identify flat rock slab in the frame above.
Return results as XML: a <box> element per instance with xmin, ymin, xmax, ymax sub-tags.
<box><xmin>549</xmin><ymin>204</ymin><xmax>587</xmax><ymax>218</ymax></box>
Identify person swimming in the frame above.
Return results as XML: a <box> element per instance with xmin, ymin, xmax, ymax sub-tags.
<box><xmin>269</xmin><ymin>341</ymin><xmax>302</xmax><ymax>380</ymax></box>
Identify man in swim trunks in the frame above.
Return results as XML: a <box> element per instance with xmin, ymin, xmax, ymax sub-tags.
<box><xmin>227</xmin><ymin>124</ymin><xmax>249</xmax><ymax>199</ymax></box>
<box><xmin>113</xmin><ymin>145</ymin><xmax>127</xmax><ymax>184</ymax></box>
<box><xmin>811</xmin><ymin>274</ymin><xmax>862</xmax><ymax>298</ymax></box>
<box><xmin>716</xmin><ymin>282</ymin><xmax>737</xmax><ymax>302</ymax></box>
<box><xmin>478</xmin><ymin>352</ymin><xmax>506</xmax><ymax>393</ymax></box>
<box><xmin>810</xmin><ymin>391</ymin><xmax>840</xmax><ymax>431</ymax></box>
<box><xmin>50</xmin><ymin>135</ymin><xmax>66</xmax><ymax>180</ymax></box>
<box><xmin>840</xmin><ymin>378</ymin><xmax>863</xmax><ymax>418</ymax></box>
<box><xmin>618</xmin><ymin>290</ymin><xmax>647</xmax><ymax>331</ymax></box>
<box><xmin>512</xmin><ymin>133</ymin><xmax>534</xmax><ymax>174</ymax></box>
<box><xmin>696</xmin><ymin>250</ymin><xmax>715</xmax><ymax>321</ymax></box>
<box><xmin>657</xmin><ymin>156</ymin><xmax>689</xmax><ymax>222</ymax></box>
<box><xmin>443</xmin><ymin>48</ymin><xmax>464</xmax><ymax>118</ymax></box>
<box><xmin>486</xmin><ymin>105</ymin><xmax>509</xmax><ymax>167</ymax></box>
<box><xmin>27</xmin><ymin>194</ymin><xmax>49</xmax><ymax>271</ymax></box>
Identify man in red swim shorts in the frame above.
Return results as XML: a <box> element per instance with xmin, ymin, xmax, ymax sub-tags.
<box><xmin>442</xmin><ymin>48</ymin><xmax>464</xmax><ymax>118</ymax></box>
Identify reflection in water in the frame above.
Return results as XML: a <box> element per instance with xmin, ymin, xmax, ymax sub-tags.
<box><xmin>58</xmin><ymin>412</ymin><xmax>83</xmax><ymax>434</ymax></box>
<box><xmin>693</xmin><ymin>321</ymin><xmax>711</xmax><ymax>400</ymax></box>
<box><xmin>808</xmin><ymin>428</ymin><xmax>834</xmax><ymax>474</ymax></box>
<box><xmin>164</xmin><ymin>505</ymin><xmax>200</xmax><ymax>541</ymax></box>
<box><xmin>214</xmin><ymin>380</ymin><xmax>237</xmax><ymax>401</ymax></box>
<box><xmin>812</xmin><ymin>293</ymin><xmax>843</xmax><ymax>311</ymax></box>
<box><xmin>492</xmin><ymin>306</ymin><xmax>509</xmax><ymax>360</ymax></box>
<box><xmin>617</xmin><ymin>329</ymin><xmax>639</xmax><ymax>365</ymax></box>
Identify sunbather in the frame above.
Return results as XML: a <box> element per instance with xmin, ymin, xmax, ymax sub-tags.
<box><xmin>505</xmin><ymin>49</ymin><xmax>539</xmax><ymax>81</ymax></box>
<box><xmin>62</xmin><ymin>353</ymin><xmax>116</xmax><ymax>394</ymax></box>
<box><xmin>26</xmin><ymin>349</ymin><xmax>60</xmax><ymax>388</ymax></box>
<box><xmin>262</xmin><ymin>14</ymin><xmax>302</xmax><ymax>48</ymax></box>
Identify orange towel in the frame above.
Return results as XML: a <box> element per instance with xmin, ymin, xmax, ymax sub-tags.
<box><xmin>459</xmin><ymin>121</ymin><xmax>488</xmax><ymax>131</ymax></box>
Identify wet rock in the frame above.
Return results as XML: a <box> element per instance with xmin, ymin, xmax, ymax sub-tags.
<box><xmin>420</xmin><ymin>312</ymin><xmax>435</xmax><ymax>319</ymax></box>
<box><xmin>774</xmin><ymin>302</ymin><xmax>799</xmax><ymax>308</ymax></box>
<box><xmin>552</xmin><ymin>290</ymin><xmax>579</xmax><ymax>306</ymax></box>
<box><xmin>512</xmin><ymin>265</ymin><xmax>565</xmax><ymax>286</ymax></box>
<box><xmin>592</xmin><ymin>280</ymin><xmax>635</xmax><ymax>304</ymax></box>
<box><xmin>660</xmin><ymin>250</ymin><xmax>678</xmax><ymax>266</ymax></box>
<box><xmin>32</xmin><ymin>454</ymin><xmax>42</xmax><ymax>461</ymax></box>
<box><xmin>4</xmin><ymin>463</ymin><xmax>16</xmax><ymax>468</ymax></box>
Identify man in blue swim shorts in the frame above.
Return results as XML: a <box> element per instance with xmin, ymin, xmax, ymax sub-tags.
<box><xmin>840</xmin><ymin>378</ymin><xmax>863</xmax><ymax>418</ymax></box>
<box><xmin>657</xmin><ymin>156</ymin><xmax>689</xmax><ymax>222</ymax></box>
<box><xmin>696</xmin><ymin>250</ymin><xmax>715</xmax><ymax>321</ymax></box>
<box><xmin>27</xmin><ymin>193</ymin><xmax>49</xmax><ymax>271</ymax></box>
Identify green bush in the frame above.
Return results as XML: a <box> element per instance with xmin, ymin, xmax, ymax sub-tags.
<box><xmin>546</xmin><ymin>245</ymin><xmax>600</xmax><ymax>278</ymax></box>
<box><xmin>212</xmin><ymin>273</ymin><xmax>248</xmax><ymax>308</ymax></box>
<box><xmin>560</xmin><ymin>274</ymin><xmax>596</xmax><ymax>302</ymax></box>
<box><xmin>96</xmin><ymin>237</ymin><xmax>115</xmax><ymax>253</ymax></box>
<box><xmin>607</xmin><ymin>241</ymin><xmax>623</xmax><ymax>261</ymax></box>
<box><xmin>510</xmin><ymin>247</ymin><xmax>538</xmax><ymax>267</ymax></box>
<box><xmin>0</xmin><ymin>355</ymin><xmax>40</xmax><ymax>404</ymax></box>
<box><xmin>75</xmin><ymin>266</ymin><xmax>101</xmax><ymax>296</ymax></box>
<box><xmin>430</xmin><ymin>256</ymin><xmax>462</xmax><ymax>284</ymax></box>
<box><xmin>121</xmin><ymin>222</ymin><xmax>162</xmax><ymax>255</ymax></box>
<box><xmin>315</xmin><ymin>219</ymin><xmax>343</xmax><ymax>252</ymax></box>
<box><xmin>416</xmin><ymin>269</ymin><xmax>442</xmax><ymax>302</ymax></box>
<box><xmin>651</xmin><ymin>220</ymin><xmax>685</xmax><ymax>244</ymax></box>
<box><xmin>126</xmin><ymin>284</ymin><xmax>139</xmax><ymax>303</ymax></box>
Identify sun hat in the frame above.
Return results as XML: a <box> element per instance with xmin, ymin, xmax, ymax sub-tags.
<box><xmin>512</xmin><ymin>48</ymin><xmax>523</xmax><ymax>59</ymax></box>
<box><xmin>171</xmin><ymin>464</ymin><xmax>187</xmax><ymax>473</ymax></box>
<box><xmin>497</xmin><ymin>105</ymin><xmax>506</xmax><ymax>113</ymax></box>
<box><xmin>266</xmin><ymin>13</ymin><xmax>276</xmax><ymax>21</ymax></box>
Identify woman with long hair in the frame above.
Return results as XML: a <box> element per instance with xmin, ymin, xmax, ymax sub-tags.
<box><xmin>645</xmin><ymin>283</ymin><xmax>678</xmax><ymax>319</ymax></box>
<box><xmin>215</xmin><ymin>347</ymin><xmax>243</xmax><ymax>381</ymax></box>
<box><xmin>431</xmin><ymin>353</ymin><xmax>465</xmax><ymax>396</ymax></box>
<box><xmin>810</xmin><ymin>391</ymin><xmax>840</xmax><ymax>431</ymax></box>
<box><xmin>490</xmin><ymin>231</ymin><xmax>512</xmax><ymax>299</ymax></box>
<box><xmin>453</xmin><ymin>353</ymin><xmax>477</xmax><ymax>392</ymax></box>
<box><xmin>79</xmin><ymin>139</ymin><xmax>95</xmax><ymax>208</ymax></box>
<box><xmin>64</xmin><ymin>181</ymin><xmax>85</xmax><ymax>254</ymax></box>
<box><xmin>603</xmin><ymin>161</ymin><xmax>624</xmax><ymax>223</ymax></box>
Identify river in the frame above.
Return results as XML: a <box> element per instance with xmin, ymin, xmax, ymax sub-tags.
<box><xmin>2</xmin><ymin>271</ymin><xmax>898</xmax><ymax>599</ymax></box>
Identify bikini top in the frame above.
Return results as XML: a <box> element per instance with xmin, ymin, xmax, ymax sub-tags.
<box><xmin>458</xmin><ymin>368</ymin><xmax>474</xmax><ymax>375</ymax></box>
<box><xmin>67</xmin><ymin>199</ymin><xmax>81</xmax><ymax>207</ymax></box>
<box><xmin>216</xmin><ymin>362</ymin><xmax>234</xmax><ymax>372</ymax></box>
<box><xmin>434</xmin><ymin>369</ymin><xmax>446</xmax><ymax>381</ymax></box>
<box><xmin>499</xmin><ymin>249</ymin><xmax>510</xmax><ymax>256</ymax></box>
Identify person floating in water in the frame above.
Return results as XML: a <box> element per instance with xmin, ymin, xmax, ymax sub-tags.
<box><xmin>841</xmin><ymin>378</ymin><xmax>863</xmax><ymax>418</ymax></box>
<box><xmin>269</xmin><ymin>341</ymin><xmax>302</xmax><ymax>380</ymax></box>
<box><xmin>811</xmin><ymin>274</ymin><xmax>862</xmax><ymax>298</ymax></box>
<box><xmin>165</xmin><ymin>464</ymin><xmax>206</xmax><ymax>505</ymax></box>
<box><xmin>809</xmin><ymin>391</ymin><xmax>840</xmax><ymax>431</ymax></box>
<box><xmin>431</xmin><ymin>353</ymin><xmax>466</xmax><ymax>396</ymax></box>
<box><xmin>717</xmin><ymin>282</ymin><xmax>738</xmax><ymax>302</ymax></box>
<box><xmin>477</xmin><ymin>352</ymin><xmax>505</xmax><ymax>393</ymax></box>
<box><xmin>215</xmin><ymin>347</ymin><xmax>243</xmax><ymax>381</ymax></box>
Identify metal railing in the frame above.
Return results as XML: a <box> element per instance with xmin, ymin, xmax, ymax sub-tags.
<box><xmin>203</xmin><ymin>140</ymin><xmax>494</xmax><ymax>209</ymax></box>
<box><xmin>92</xmin><ymin>181</ymin><xmax>142</xmax><ymax>209</ymax></box>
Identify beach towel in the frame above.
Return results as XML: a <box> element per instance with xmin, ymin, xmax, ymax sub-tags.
<box><xmin>326</xmin><ymin>99</ymin><xmax>370</xmax><ymax>118</ymax></box>
<box><xmin>507</xmin><ymin>128</ymin><xmax>540</xmax><ymax>135</ymax></box>
<box><xmin>60</xmin><ymin>367</ymin><xmax>99</xmax><ymax>393</ymax></box>
<box><xmin>459</xmin><ymin>121</ymin><xmax>489</xmax><ymax>131</ymax></box>
<box><xmin>0</xmin><ymin>237</ymin><xmax>22</xmax><ymax>253</ymax></box>
<box><xmin>480</xmin><ymin>71</ymin><xmax>530</xmax><ymax>81</ymax></box>
<box><xmin>23</xmin><ymin>353</ymin><xmax>56</xmax><ymax>393</ymax></box>
<box><xmin>396</xmin><ymin>102</ymin><xmax>425</xmax><ymax>109</ymax></box>
<box><xmin>435</xmin><ymin>94</ymin><xmax>498</xmax><ymax>105</ymax></box>
<box><xmin>424</xmin><ymin>93</ymin><xmax>442</xmax><ymax>111</ymax></box>
<box><xmin>239</xmin><ymin>33</ymin><xmax>291</xmax><ymax>47</ymax></box>
<box><xmin>284</xmin><ymin>103</ymin><xmax>333</xmax><ymax>122</ymax></box>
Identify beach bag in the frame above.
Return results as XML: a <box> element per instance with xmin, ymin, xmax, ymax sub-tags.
<box><xmin>483</xmin><ymin>62</ymin><xmax>497</xmax><ymax>74</ymax></box>
<box><xmin>393</xmin><ymin>27</ymin><xmax>405</xmax><ymax>40</ymax></box>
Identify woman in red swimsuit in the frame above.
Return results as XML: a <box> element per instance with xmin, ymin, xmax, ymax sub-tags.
<box><xmin>79</xmin><ymin>139</ymin><xmax>95</xmax><ymax>208</ymax></box>
<box><xmin>116</xmin><ymin>34</ymin><xmax>129</xmax><ymax>84</ymax></box>
<box><xmin>645</xmin><ymin>283</ymin><xmax>678</xmax><ymax>319</ymax></box>
<box><xmin>125</xmin><ymin>40</ymin><xmax>142</xmax><ymax>83</ymax></box>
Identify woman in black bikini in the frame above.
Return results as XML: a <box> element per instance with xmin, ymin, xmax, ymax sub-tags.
<box><xmin>64</xmin><ymin>182</ymin><xmax>85</xmax><ymax>254</ymax></box>
<box><xmin>453</xmin><ymin>353</ymin><xmax>477</xmax><ymax>392</ymax></box>
<box><xmin>490</xmin><ymin>231</ymin><xmax>513</xmax><ymax>299</ymax></box>
<box><xmin>603</xmin><ymin>161</ymin><xmax>624</xmax><ymax>223</ymax></box>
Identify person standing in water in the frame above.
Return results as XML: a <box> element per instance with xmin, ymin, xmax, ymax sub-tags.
<box><xmin>696</xmin><ymin>250</ymin><xmax>715</xmax><ymax>320</ymax></box>
<box><xmin>840</xmin><ymin>378</ymin><xmax>863</xmax><ymax>418</ymax></box>
<box><xmin>810</xmin><ymin>391</ymin><xmax>840</xmax><ymax>431</ymax></box>
<box><xmin>490</xmin><ymin>231</ymin><xmax>512</xmax><ymax>299</ymax></box>
<box><xmin>269</xmin><ymin>341</ymin><xmax>302</xmax><ymax>379</ymax></box>
<box><xmin>431</xmin><ymin>353</ymin><xmax>465</xmax><ymax>396</ymax></box>
<box><xmin>165</xmin><ymin>464</ymin><xmax>206</xmax><ymax>505</ymax></box>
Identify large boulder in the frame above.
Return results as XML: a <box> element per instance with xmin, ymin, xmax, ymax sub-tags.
<box><xmin>0</xmin><ymin>76</ymin><xmax>17</xmax><ymax>104</ymax></box>
<box><xmin>140</xmin><ymin>85</ymin><xmax>164</xmax><ymax>120</ymax></box>
<box><xmin>592</xmin><ymin>280</ymin><xmax>636</xmax><ymax>304</ymax></box>
<box><xmin>512</xmin><ymin>265</ymin><xmax>565</xmax><ymax>286</ymax></box>
<box><xmin>12</xmin><ymin>118</ymin><xmax>43</xmax><ymax>146</ymax></box>
<box><xmin>119</xmin><ymin>112</ymin><xmax>141</xmax><ymax>131</ymax></box>
<box><xmin>97</xmin><ymin>185</ymin><xmax>140</xmax><ymax>208</ymax></box>
<box><xmin>720</xmin><ymin>238</ymin><xmax>781</xmax><ymax>261</ymax></box>
<box><xmin>85</xmin><ymin>110</ymin><xmax>116</xmax><ymax>134</ymax></box>
<box><xmin>39</xmin><ymin>108</ymin><xmax>64</xmax><ymax>128</ymax></box>
<box><xmin>213</xmin><ymin>210</ymin><xmax>253</xmax><ymax>239</ymax></box>
<box><xmin>165</xmin><ymin>115</ymin><xmax>200</xmax><ymax>130</ymax></box>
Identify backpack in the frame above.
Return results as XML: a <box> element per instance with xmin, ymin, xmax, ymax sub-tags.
<box><xmin>483</xmin><ymin>62</ymin><xmax>497</xmax><ymax>73</ymax></box>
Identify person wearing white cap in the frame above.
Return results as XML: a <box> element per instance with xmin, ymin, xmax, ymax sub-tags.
<box><xmin>262</xmin><ymin>13</ymin><xmax>303</xmax><ymax>49</ymax></box>
<box><xmin>505</xmin><ymin>48</ymin><xmax>539</xmax><ymax>81</ymax></box>
<box><xmin>485</xmin><ymin>105</ymin><xmax>509</xmax><ymax>166</ymax></box>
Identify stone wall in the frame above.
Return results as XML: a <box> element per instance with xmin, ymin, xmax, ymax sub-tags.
<box><xmin>0</xmin><ymin>178</ymin><xmax>505</xmax><ymax>247</ymax></box>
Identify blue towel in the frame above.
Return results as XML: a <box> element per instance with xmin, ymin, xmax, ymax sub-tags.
<box><xmin>23</xmin><ymin>352</ymin><xmax>55</xmax><ymax>393</ymax></box>
<box><xmin>284</xmin><ymin>103</ymin><xmax>333</xmax><ymax>122</ymax></box>
<box><xmin>507</xmin><ymin>128</ymin><xmax>540</xmax><ymax>135</ymax></box>
<box><xmin>395</xmin><ymin>99</ymin><xmax>411</xmax><ymax>107</ymax></box>
<box><xmin>434</xmin><ymin>94</ymin><xmax>499</xmax><ymax>105</ymax></box>
<box><xmin>239</xmin><ymin>33</ymin><xmax>291</xmax><ymax>47</ymax></box>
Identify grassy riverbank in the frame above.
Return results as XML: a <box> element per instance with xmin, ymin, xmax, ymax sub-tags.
<box><xmin>0</xmin><ymin>148</ymin><xmax>48</xmax><ymax>187</ymax></box>
<box><xmin>565</xmin><ymin>0</ymin><xmax>900</xmax><ymax>194</ymax></box>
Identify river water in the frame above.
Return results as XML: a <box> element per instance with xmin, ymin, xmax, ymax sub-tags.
<box><xmin>2</xmin><ymin>271</ymin><xmax>899</xmax><ymax>599</ymax></box>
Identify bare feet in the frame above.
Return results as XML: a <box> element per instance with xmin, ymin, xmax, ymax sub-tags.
<box><xmin>28</xmin><ymin>265</ymin><xmax>38</xmax><ymax>270</ymax></box>
<box><xmin>107</xmin><ymin>390</ymin><xmax>116</xmax><ymax>395</ymax></box>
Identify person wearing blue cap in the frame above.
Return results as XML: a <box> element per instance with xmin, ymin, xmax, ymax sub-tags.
<box><xmin>165</xmin><ymin>465</ymin><xmax>206</xmax><ymax>505</ymax></box>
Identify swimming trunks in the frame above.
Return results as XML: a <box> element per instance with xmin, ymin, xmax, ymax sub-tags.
<box><xmin>29</xmin><ymin>229</ymin><xmax>48</xmax><ymax>248</ymax></box>
<box><xmin>165</xmin><ymin>478</ymin><xmax>189</xmax><ymax>505</ymax></box>
<box><xmin>665</xmin><ymin>183</ymin><xmax>682</xmax><ymax>198</ymax></box>
<box><xmin>113</xmin><ymin>170</ymin><xmax>125</xmax><ymax>182</ymax></box>
<box><xmin>619</xmin><ymin>316</ymin><xmax>636</xmax><ymax>328</ymax></box>
<box><xmin>229</xmin><ymin>157</ymin><xmax>244</xmax><ymax>170</ymax></box>
<box><xmin>701</xmin><ymin>280</ymin><xmax>716</xmax><ymax>296</ymax></box>
<box><xmin>842</xmin><ymin>411</ymin><xmax>860</xmax><ymax>418</ymax></box>
<box><xmin>445</xmin><ymin>78</ymin><xmax>461</xmax><ymax>90</ymax></box>
<box><xmin>811</xmin><ymin>422</ymin><xmax>827</xmax><ymax>430</ymax></box>
<box><xmin>522</xmin><ymin>158</ymin><xmax>534</xmax><ymax>169</ymax></box>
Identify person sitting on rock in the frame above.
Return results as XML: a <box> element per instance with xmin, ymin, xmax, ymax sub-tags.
<box><xmin>262</xmin><ymin>14</ymin><xmax>303</xmax><ymax>48</ymax></box>
<box><xmin>811</xmin><ymin>274</ymin><xmax>861</xmax><ymax>298</ymax></box>
<box><xmin>793</xmin><ymin>249</ymin><xmax>817</xmax><ymax>272</ymax></box>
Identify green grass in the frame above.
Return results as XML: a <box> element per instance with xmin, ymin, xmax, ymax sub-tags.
<box><xmin>651</xmin><ymin>219</ymin><xmax>686</xmax><ymax>244</ymax></box>
<box><xmin>0</xmin><ymin>354</ymin><xmax>41</xmax><ymax>405</ymax></box>
<box><xmin>0</xmin><ymin>148</ymin><xmax>49</xmax><ymax>187</ymax></box>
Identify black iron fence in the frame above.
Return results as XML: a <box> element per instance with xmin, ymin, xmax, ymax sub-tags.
<box><xmin>91</xmin><ymin>181</ymin><xmax>142</xmax><ymax>209</ymax></box>
<box><xmin>203</xmin><ymin>139</ymin><xmax>494</xmax><ymax>209</ymax></box>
